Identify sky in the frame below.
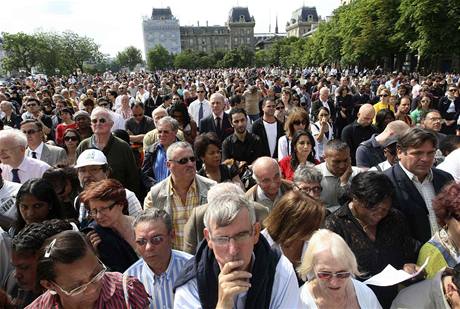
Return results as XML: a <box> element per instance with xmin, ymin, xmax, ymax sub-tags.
<box><xmin>0</xmin><ymin>0</ymin><xmax>341</xmax><ymax>58</ymax></box>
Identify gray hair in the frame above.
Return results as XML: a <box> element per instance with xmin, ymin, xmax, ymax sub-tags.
<box><xmin>158</xmin><ymin>116</ymin><xmax>179</xmax><ymax>132</ymax></box>
<box><xmin>0</xmin><ymin>101</ymin><xmax>13</xmax><ymax>109</ymax></box>
<box><xmin>324</xmin><ymin>139</ymin><xmax>349</xmax><ymax>153</ymax></box>
<box><xmin>293</xmin><ymin>163</ymin><xmax>323</xmax><ymax>184</ymax></box>
<box><xmin>91</xmin><ymin>106</ymin><xmax>114</xmax><ymax>123</ymax></box>
<box><xmin>133</xmin><ymin>208</ymin><xmax>172</xmax><ymax>232</ymax></box>
<box><xmin>166</xmin><ymin>141</ymin><xmax>193</xmax><ymax>161</ymax></box>
<box><xmin>204</xmin><ymin>194</ymin><xmax>256</xmax><ymax>230</ymax></box>
<box><xmin>152</xmin><ymin>106</ymin><xmax>167</xmax><ymax>118</ymax></box>
<box><xmin>207</xmin><ymin>183</ymin><xmax>244</xmax><ymax>204</ymax></box>
<box><xmin>0</xmin><ymin>129</ymin><xmax>27</xmax><ymax>148</ymax></box>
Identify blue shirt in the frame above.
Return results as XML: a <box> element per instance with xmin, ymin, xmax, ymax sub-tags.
<box><xmin>154</xmin><ymin>145</ymin><xmax>169</xmax><ymax>182</ymax></box>
<box><xmin>125</xmin><ymin>249</ymin><xmax>192</xmax><ymax>309</ymax></box>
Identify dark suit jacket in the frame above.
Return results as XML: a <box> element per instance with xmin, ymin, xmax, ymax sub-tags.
<box><xmin>311</xmin><ymin>99</ymin><xmax>336</xmax><ymax>121</ymax></box>
<box><xmin>199</xmin><ymin>113</ymin><xmax>234</xmax><ymax>142</ymax></box>
<box><xmin>182</xmin><ymin>202</ymin><xmax>269</xmax><ymax>254</ymax></box>
<box><xmin>251</xmin><ymin>118</ymin><xmax>284</xmax><ymax>159</ymax></box>
<box><xmin>384</xmin><ymin>164</ymin><xmax>454</xmax><ymax>243</ymax></box>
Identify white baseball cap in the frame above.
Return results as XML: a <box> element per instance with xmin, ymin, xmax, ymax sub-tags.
<box><xmin>75</xmin><ymin>149</ymin><xmax>108</xmax><ymax>168</ymax></box>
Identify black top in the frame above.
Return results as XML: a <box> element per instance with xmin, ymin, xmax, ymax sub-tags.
<box><xmin>198</xmin><ymin>164</ymin><xmax>239</xmax><ymax>183</ymax></box>
<box><xmin>222</xmin><ymin>132</ymin><xmax>264</xmax><ymax>165</ymax></box>
<box><xmin>125</xmin><ymin>115</ymin><xmax>155</xmax><ymax>136</ymax></box>
<box><xmin>341</xmin><ymin>120</ymin><xmax>376</xmax><ymax>165</ymax></box>
<box><xmin>325</xmin><ymin>204</ymin><xmax>420</xmax><ymax>309</ymax></box>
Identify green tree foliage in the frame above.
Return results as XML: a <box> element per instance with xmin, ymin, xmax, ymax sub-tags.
<box><xmin>146</xmin><ymin>45</ymin><xmax>173</xmax><ymax>70</ymax></box>
<box><xmin>115</xmin><ymin>46</ymin><xmax>144</xmax><ymax>70</ymax></box>
<box><xmin>1</xmin><ymin>32</ymin><xmax>43</xmax><ymax>74</ymax></box>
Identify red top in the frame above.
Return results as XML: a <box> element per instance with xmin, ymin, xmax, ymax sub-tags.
<box><xmin>26</xmin><ymin>272</ymin><xmax>150</xmax><ymax>309</ymax></box>
<box><xmin>279</xmin><ymin>155</ymin><xmax>319</xmax><ymax>181</ymax></box>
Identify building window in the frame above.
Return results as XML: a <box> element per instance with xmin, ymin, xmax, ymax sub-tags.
<box><xmin>308</xmin><ymin>15</ymin><xmax>313</xmax><ymax>22</ymax></box>
<box><xmin>240</xmin><ymin>15</ymin><xmax>245</xmax><ymax>22</ymax></box>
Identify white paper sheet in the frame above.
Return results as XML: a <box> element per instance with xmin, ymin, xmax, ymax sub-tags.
<box><xmin>363</xmin><ymin>257</ymin><xmax>429</xmax><ymax>287</ymax></box>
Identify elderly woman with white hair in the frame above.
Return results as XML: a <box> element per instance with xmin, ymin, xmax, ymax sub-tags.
<box><xmin>298</xmin><ymin>229</ymin><xmax>382</xmax><ymax>309</ymax></box>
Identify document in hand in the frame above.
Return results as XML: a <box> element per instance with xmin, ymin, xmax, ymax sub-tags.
<box><xmin>363</xmin><ymin>257</ymin><xmax>429</xmax><ymax>287</ymax></box>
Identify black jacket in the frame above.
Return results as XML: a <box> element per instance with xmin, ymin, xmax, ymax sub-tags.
<box><xmin>251</xmin><ymin>118</ymin><xmax>284</xmax><ymax>159</ymax></box>
<box><xmin>199</xmin><ymin>113</ymin><xmax>234</xmax><ymax>142</ymax></box>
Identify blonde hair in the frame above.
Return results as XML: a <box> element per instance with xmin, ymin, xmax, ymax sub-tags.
<box><xmin>297</xmin><ymin>229</ymin><xmax>361</xmax><ymax>281</ymax></box>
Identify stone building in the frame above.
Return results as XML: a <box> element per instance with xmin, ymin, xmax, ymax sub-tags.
<box><xmin>286</xmin><ymin>7</ymin><xmax>319</xmax><ymax>38</ymax></box>
<box><xmin>143</xmin><ymin>7</ymin><xmax>255</xmax><ymax>55</ymax></box>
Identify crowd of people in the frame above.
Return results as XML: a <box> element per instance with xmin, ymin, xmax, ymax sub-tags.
<box><xmin>0</xmin><ymin>66</ymin><xmax>460</xmax><ymax>308</ymax></box>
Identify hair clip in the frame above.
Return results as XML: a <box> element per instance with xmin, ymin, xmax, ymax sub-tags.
<box><xmin>44</xmin><ymin>238</ymin><xmax>57</xmax><ymax>258</ymax></box>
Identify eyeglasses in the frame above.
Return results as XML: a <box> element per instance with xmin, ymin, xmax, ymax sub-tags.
<box><xmin>169</xmin><ymin>156</ymin><xmax>196</xmax><ymax>165</ymax></box>
<box><xmin>316</xmin><ymin>271</ymin><xmax>351</xmax><ymax>280</ymax></box>
<box><xmin>22</xmin><ymin>129</ymin><xmax>39</xmax><ymax>135</ymax></box>
<box><xmin>53</xmin><ymin>262</ymin><xmax>107</xmax><ymax>296</ymax></box>
<box><xmin>91</xmin><ymin>118</ymin><xmax>107</xmax><ymax>124</ymax></box>
<box><xmin>88</xmin><ymin>201</ymin><xmax>118</xmax><ymax>217</ymax></box>
<box><xmin>64</xmin><ymin>136</ymin><xmax>79</xmax><ymax>142</ymax></box>
<box><xmin>210</xmin><ymin>229</ymin><xmax>253</xmax><ymax>246</ymax></box>
<box><xmin>449</xmin><ymin>89</ymin><xmax>457</xmax><ymax>92</ymax></box>
<box><xmin>276</xmin><ymin>106</ymin><xmax>285</xmax><ymax>110</ymax></box>
<box><xmin>135</xmin><ymin>235</ymin><xmax>166</xmax><ymax>246</ymax></box>
<box><xmin>294</xmin><ymin>183</ymin><xmax>322</xmax><ymax>195</ymax></box>
<box><xmin>292</xmin><ymin>120</ymin><xmax>307</xmax><ymax>126</ymax></box>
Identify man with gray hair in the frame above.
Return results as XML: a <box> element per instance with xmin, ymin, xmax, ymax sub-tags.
<box><xmin>0</xmin><ymin>129</ymin><xmax>50</xmax><ymax>183</ymax></box>
<box><xmin>183</xmin><ymin>182</ymin><xmax>269</xmax><ymax>254</ymax></box>
<box><xmin>245</xmin><ymin>156</ymin><xmax>291</xmax><ymax>209</ymax></box>
<box><xmin>141</xmin><ymin>116</ymin><xmax>180</xmax><ymax>189</ymax></box>
<box><xmin>293</xmin><ymin>163</ymin><xmax>324</xmax><ymax>200</ymax></box>
<box><xmin>199</xmin><ymin>92</ymin><xmax>233</xmax><ymax>142</ymax></box>
<box><xmin>125</xmin><ymin>208</ymin><xmax>192</xmax><ymax>309</ymax></box>
<box><xmin>174</xmin><ymin>193</ymin><xmax>299</xmax><ymax>308</ymax></box>
<box><xmin>143</xmin><ymin>107</ymin><xmax>185</xmax><ymax>149</ymax></box>
<box><xmin>144</xmin><ymin>141</ymin><xmax>216</xmax><ymax>250</ymax></box>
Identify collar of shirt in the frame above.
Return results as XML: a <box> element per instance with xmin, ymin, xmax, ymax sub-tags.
<box><xmin>27</xmin><ymin>142</ymin><xmax>44</xmax><ymax>158</ymax></box>
<box><xmin>399</xmin><ymin>162</ymin><xmax>433</xmax><ymax>183</ymax></box>
<box><xmin>317</xmin><ymin>162</ymin><xmax>337</xmax><ymax>178</ymax></box>
<box><xmin>168</xmin><ymin>176</ymin><xmax>197</xmax><ymax>197</ymax></box>
<box><xmin>143</xmin><ymin>251</ymin><xmax>176</xmax><ymax>284</ymax></box>
<box><xmin>213</xmin><ymin>112</ymin><xmax>224</xmax><ymax>120</ymax></box>
<box><xmin>256</xmin><ymin>185</ymin><xmax>281</xmax><ymax>202</ymax></box>
<box><xmin>98</xmin><ymin>273</ymin><xmax>119</xmax><ymax>303</ymax></box>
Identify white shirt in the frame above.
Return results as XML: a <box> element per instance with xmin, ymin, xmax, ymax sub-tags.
<box><xmin>114</xmin><ymin>95</ymin><xmax>135</xmax><ymax>111</ymax></box>
<box><xmin>26</xmin><ymin>142</ymin><xmax>44</xmax><ymax>159</ymax></box>
<box><xmin>263</xmin><ymin>120</ymin><xmax>278</xmax><ymax>157</ymax></box>
<box><xmin>277</xmin><ymin>135</ymin><xmax>291</xmax><ymax>161</ymax></box>
<box><xmin>174</xmin><ymin>254</ymin><xmax>299</xmax><ymax>309</ymax></box>
<box><xmin>110</xmin><ymin>110</ymin><xmax>126</xmax><ymax>132</ymax></box>
<box><xmin>311</xmin><ymin>121</ymin><xmax>334</xmax><ymax>160</ymax></box>
<box><xmin>188</xmin><ymin>99</ymin><xmax>211</xmax><ymax>128</ymax></box>
<box><xmin>0</xmin><ymin>156</ymin><xmax>50</xmax><ymax>184</ymax></box>
<box><xmin>437</xmin><ymin>148</ymin><xmax>460</xmax><ymax>182</ymax></box>
<box><xmin>261</xmin><ymin>229</ymin><xmax>308</xmax><ymax>258</ymax></box>
<box><xmin>0</xmin><ymin>180</ymin><xmax>21</xmax><ymax>219</ymax></box>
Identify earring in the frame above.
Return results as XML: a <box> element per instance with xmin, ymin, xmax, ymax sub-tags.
<box><xmin>49</xmin><ymin>290</ymin><xmax>57</xmax><ymax>295</ymax></box>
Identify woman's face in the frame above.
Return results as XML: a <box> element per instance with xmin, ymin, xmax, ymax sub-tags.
<box><xmin>352</xmin><ymin>197</ymin><xmax>392</xmax><ymax>227</ymax></box>
<box><xmin>281</xmin><ymin>91</ymin><xmax>291</xmax><ymax>103</ymax></box>
<box><xmin>383</xmin><ymin>114</ymin><xmax>395</xmax><ymax>127</ymax></box>
<box><xmin>88</xmin><ymin>199</ymin><xmax>123</xmax><ymax>228</ymax></box>
<box><xmin>202</xmin><ymin>144</ymin><xmax>221</xmax><ymax>168</ymax></box>
<box><xmin>64</xmin><ymin>133</ymin><xmax>79</xmax><ymax>148</ymax></box>
<box><xmin>421</xmin><ymin>97</ymin><xmax>431</xmax><ymax>109</ymax></box>
<box><xmin>318</xmin><ymin>110</ymin><xmax>330</xmax><ymax>122</ymax></box>
<box><xmin>295</xmin><ymin>135</ymin><xmax>312</xmax><ymax>158</ymax></box>
<box><xmin>171</xmin><ymin>111</ymin><xmax>184</xmax><ymax>126</ymax></box>
<box><xmin>60</xmin><ymin>111</ymin><xmax>71</xmax><ymax>121</ymax></box>
<box><xmin>292</xmin><ymin>118</ymin><xmax>307</xmax><ymax>132</ymax></box>
<box><xmin>380</xmin><ymin>92</ymin><xmax>390</xmax><ymax>102</ymax></box>
<box><xmin>19</xmin><ymin>194</ymin><xmax>50</xmax><ymax>225</ymax></box>
<box><xmin>314</xmin><ymin>249</ymin><xmax>352</xmax><ymax>293</ymax></box>
<box><xmin>46</xmin><ymin>249</ymin><xmax>103</xmax><ymax>307</ymax></box>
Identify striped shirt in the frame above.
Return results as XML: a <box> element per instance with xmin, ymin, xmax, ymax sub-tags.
<box><xmin>125</xmin><ymin>250</ymin><xmax>193</xmax><ymax>309</ymax></box>
<box><xmin>26</xmin><ymin>272</ymin><xmax>150</xmax><ymax>309</ymax></box>
<box><xmin>169</xmin><ymin>178</ymin><xmax>199</xmax><ymax>250</ymax></box>
<box><xmin>154</xmin><ymin>145</ymin><xmax>169</xmax><ymax>182</ymax></box>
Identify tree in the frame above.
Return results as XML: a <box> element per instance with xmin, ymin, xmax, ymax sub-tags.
<box><xmin>115</xmin><ymin>46</ymin><xmax>143</xmax><ymax>70</ymax></box>
<box><xmin>1</xmin><ymin>32</ymin><xmax>42</xmax><ymax>74</ymax></box>
<box><xmin>146</xmin><ymin>45</ymin><xmax>172</xmax><ymax>70</ymax></box>
<box><xmin>59</xmin><ymin>31</ymin><xmax>103</xmax><ymax>73</ymax></box>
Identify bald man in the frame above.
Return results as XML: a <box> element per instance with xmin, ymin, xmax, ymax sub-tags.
<box><xmin>341</xmin><ymin>103</ymin><xmax>377</xmax><ymax>165</ymax></box>
<box><xmin>199</xmin><ymin>93</ymin><xmax>233</xmax><ymax>142</ymax></box>
<box><xmin>356</xmin><ymin>120</ymin><xmax>410</xmax><ymax>169</ymax></box>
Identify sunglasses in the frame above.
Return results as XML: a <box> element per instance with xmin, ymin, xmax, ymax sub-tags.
<box><xmin>135</xmin><ymin>235</ymin><xmax>166</xmax><ymax>246</ymax></box>
<box><xmin>449</xmin><ymin>89</ymin><xmax>457</xmax><ymax>92</ymax></box>
<box><xmin>276</xmin><ymin>106</ymin><xmax>285</xmax><ymax>110</ymax></box>
<box><xmin>381</xmin><ymin>94</ymin><xmax>389</xmax><ymax>97</ymax></box>
<box><xmin>292</xmin><ymin>120</ymin><xmax>307</xmax><ymax>126</ymax></box>
<box><xmin>64</xmin><ymin>136</ymin><xmax>79</xmax><ymax>142</ymax></box>
<box><xmin>316</xmin><ymin>271</ymin><xmax>351</xmax><ymax>280</ymax></box>
<box><xmin>98</xmin><ymin>103</ymin><xmax>109</xmax><ymax>107</ymax></box>
<box><xmin>170</xmin><ymin>156</ymin><xmax>196</xmax><ymax>165</ymax></box>
<box><xmin>22</xmin><ymin>129</ymin><xmax>39</xmax><ymax>135</ymax></box>
<box><xmin>91</xmin><ymin>118</ymin><xmax>107</xmax><ymax>124</ymax></box>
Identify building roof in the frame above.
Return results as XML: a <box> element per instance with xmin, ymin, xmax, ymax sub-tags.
<box><xmin>288</xmin><ymin>6</ymin><xmax>319</xmax><ymax>24</ymax></box>
<box><xmin>228</xmin><ymin>7</ymin><xmax>254</xmax><ymax>23</ymax></box>
<box><xmin>151</xmin><ymin>7</ymin><xmax>174</xmax><ymax>20</ymax></box>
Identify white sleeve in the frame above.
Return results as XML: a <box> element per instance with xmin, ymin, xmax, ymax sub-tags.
<box><xmin>174</xmin><ymin>279</ymin><xmax>202</xmax><ymax>309</ymax></box>
<box><xmin>126</xmin><ymin>189</ymin><xmax>142</xmax><ymax>217</ymax></box>
<box><xmin>278</xmin><ymin>136</ymin><xmax>288</xmax><ymax>161</ymax></box>
<box><xmin>270</xmin><ymin>255</ymin><xmax>300</xmax><ymax>309</ymax></box>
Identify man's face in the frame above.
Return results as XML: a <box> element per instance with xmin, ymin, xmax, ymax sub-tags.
<box><xmin>399</xmin><ymin>99</ymin><xmax>410</xmax><ymax>114</ymax></box>
<box><xmin>324</xmin><ymin>149</ymin><xmax>350</xmax><ymax>177</ymax></box>
<box><xmin>319</xmin><ymin>89</ymin><xmax>329</xmax><ymax>101</ymax></box>
<box><xmin>167</xmin><ymin>147</ymin><xmax>196</xmax><ymax>180</ymax></box>
<box><xmin>12</xmin><ymin>251</ymin><xmax>38</xmax><ymax>291</ymax></box>
<box><xmin>118</xmin><ymin>85</ymin><xmax>127</xmax><ymax>95</ymax></box>
<box><xmin>0</xmin><ymin>137</ymin><xmax>25</xmax><ymax>167</ymax></box>
<box><xmin>254</xmin><ymin>163</ymin><xmax>281</xmax><ymax>199</ymax></box>
<box><xmin>90</xmin><ymin>111</ymin><xmax>112</xmax><ymax>135</ymax></box>
<box><xmin>21</xmin><ymin>122</ymin><xmax>42</xmax><ymax>147</ymax></box>
<box><xmin>210</xmin><ymin>96</ymin><xmax>224</xmax><ymax>115</ymax></box>
<box><xmin>0</xmin><ymin>103</ymin><xmax>11</xmax><ymax>114</ymax></box>
<box><xmin>158</xmin><ymin>123</ymin><xmax>177</xmax><ymax>147</ymax></box>
<box><xmin>132</xmin><ymin>106</ymin><xmax>144</xmax><ymax>123</ymax></box>
<box><xmin>262</xmin><ymin>100</ymin><xmax>276</xmax><ymax>117</ymax></box>
<box><xmin>77</xmin><ymin>165</ymin><xmax>107</xmax><ymax>187</ymax></box>
<box><xmin>231</xmin><ymin>112</ymin><xmax>247</xmax><ymax>134</ymax></box>
<box><xmin>153</xmin><ymin>111</ymin><xmax>167</xmax><ymax>127</ymax></box>
<box><xmin>398</xmin><ymin>141</ymin><xmax>436</xmax><ymax>180</ymax></box>
<box><xmin>357</xmin><ymin>110</ymin><xmax>374</xmax><ymax>127</ymax></box>
<box><xmin>76</xmin><ymin>116</ymin><xmax>90</xmax><ymax>129</ymax></box>
<box><xmin>26</xmin><ymin>100</ymin><xmax>40</xmax><ymax>114</ymax></box>
<box><xmin>423</xmin><ymin>112</ymin><xmax>442</xmax><ymax>132</ymax></box>
<box><xmin>197</xmin><ymin>87</ymin><xmax>205</xmax><ymax>100</ymax></box>
<box><xmin>205</xmin><ymin>208</ymin><xmax>260</xmax><ymax>272</ymax></box>
<box><xmin>294</xmin><ymin>181</ymin><xmax>322</xmax><ymax>200</ymax></box>
<box><xmin>135</xmin><ymin>220</ymin><xmax>174</xmax><ymax>270</ymax></box>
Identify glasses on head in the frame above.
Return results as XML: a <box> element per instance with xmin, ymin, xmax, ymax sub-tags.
<box><xmin>292</xmin><ymin>120</ymin><xmax>307</xmax><ymax>126</ymax></box>
<box><xmin>64</xmin><ymin>135</ymin><xmax>79</xmax><ymax>142</ymax></box>
<box><xmin>169</xmin><ymin>156</ymin><xmax>196</xmax><ymax>165</ymax></box>
<box><xmin>88</xmin><ymin>201</ymin><xmax>118</xmax><ymax>217</ymax></box>
<box><xmin>316</xmin><ymin>271</ymin><xmax>351</xmax><ymax>280</ymax></box>
<box><xmin>53</xmin><ymin>262</ymin><xmax>107</xmax><ymax>296</ymax></box>
<box><xmin>22</xmin><ymin>129</ymin><xmax>39</xmax><ymax>135</ymax></box>
<box><xmin>210</xmin><ymin>228</ymin><xmax>253</xmax><ymax>247</ymax></box>
<box><xmin>91</xmin><ymin>118</ymin><xmax>107</xmax><ymax>124</ymax></box>
<box><xmin>294</xmin><ymin>183</ymin><xmax>322</xmax><ymax>195</ymax></box>
<box><xmin>135</xmin><ymin>235</ymin><xmax>166</xmax><ymax>246</ymax></box>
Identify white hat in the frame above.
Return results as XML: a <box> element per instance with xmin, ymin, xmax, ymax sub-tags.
<box><xmin>74</xmin><ymin>149</ymin><xmax>107</xmax><ymax>168</ymax></box>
